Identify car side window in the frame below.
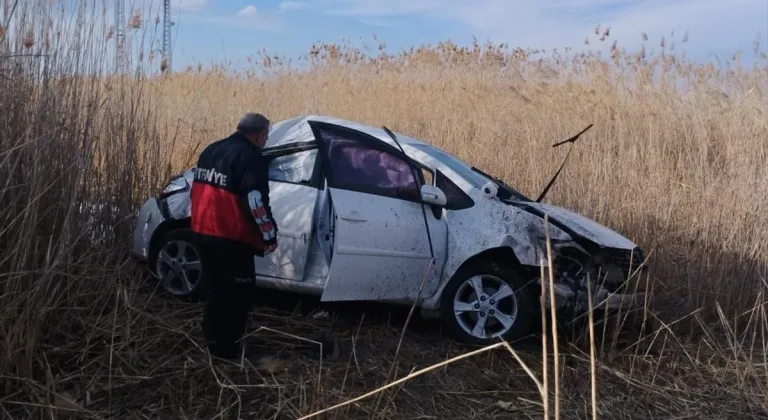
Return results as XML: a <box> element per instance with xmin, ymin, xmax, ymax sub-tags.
<box><xmin>421</xmin><ymin>166</ymin><xmax>475</xmax><ymax>210</ymax></box>
<box><xmin>268</xmin><ymin>149</ymin><xmax>318</xmax><ymax>185</ymax></box>
<box><xmin>435</xmin><ymin>170</ymin><xmax>475</xmax><ymax>210</ymax></box>
<box><xmin>320</xmin><ymin>130</ymin><xmax>421</xmax><ymax>202</ymax></box>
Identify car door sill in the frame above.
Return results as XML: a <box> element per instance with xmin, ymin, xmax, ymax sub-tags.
<box><xmin>253</xmin><ymin>275</ymin><xmax>324</xmax><ymax>295</ymax></box>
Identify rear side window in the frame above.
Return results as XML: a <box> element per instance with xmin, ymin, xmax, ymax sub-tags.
<box><xmin>268</xmin><ymin>149</ymin><xmax>317</xmax><ymax>185</ymax></box>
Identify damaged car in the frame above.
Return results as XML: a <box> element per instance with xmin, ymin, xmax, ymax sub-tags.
<box><xmin>132</xmin><ymin>115</ymin><xmax>647</xmax><ymax>345</ymax></box>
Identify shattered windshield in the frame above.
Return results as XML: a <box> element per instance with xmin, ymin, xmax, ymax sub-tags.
<box><xmin>409</xmin><ymin>143</ymin><xmax>531</xmax><ymax>201</ymax></box>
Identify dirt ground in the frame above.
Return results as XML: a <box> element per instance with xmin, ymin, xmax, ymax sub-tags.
<box><xmin>5</xmin><ymin>268</ymin><xmax>766</xmax><ymax>420</ymax></box>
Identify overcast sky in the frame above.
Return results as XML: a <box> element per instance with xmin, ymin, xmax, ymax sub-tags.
<box><xmin>70</xmin><ymin>0</ymin><xmax>768</xmax><ymax>70</ymax></box>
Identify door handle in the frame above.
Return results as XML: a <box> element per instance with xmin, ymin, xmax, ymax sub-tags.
<box><xmin>340</xmin><ymin>211</ymin><xmax>367</xmax><ymax>222</ymax></box>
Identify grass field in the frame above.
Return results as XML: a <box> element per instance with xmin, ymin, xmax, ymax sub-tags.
<box><xmin>2</xmin><ymin>2</ymin><xmax>768</xmax><ymax>419</ymax></box>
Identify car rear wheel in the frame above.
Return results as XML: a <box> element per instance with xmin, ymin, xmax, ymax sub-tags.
<box><xmin>149</xmin><ymin>228</ymin><xmax>209</xmax><ymax>301</ymax></box>
<box><xmin>440</xmin><ymin>260</ymin><xmax>536</xmax><ymax>345</ymax></box>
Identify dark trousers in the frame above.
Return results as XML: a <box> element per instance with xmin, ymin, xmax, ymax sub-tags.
<box><xmin>199</xmin><ymin>240</ymin><xmax>257</xmax><ymax>359</ymax></box>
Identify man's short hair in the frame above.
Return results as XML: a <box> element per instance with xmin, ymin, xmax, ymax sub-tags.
<box><xmin>236</xmin><ymin>112</ymin><xmax>270</xmax><ymax>135</ymax></box>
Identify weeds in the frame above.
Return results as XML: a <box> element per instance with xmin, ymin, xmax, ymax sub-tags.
<box><xmin>1</xmin><ymin>1</ymin><xmax>768</xmax><ymax>418</ymax></box>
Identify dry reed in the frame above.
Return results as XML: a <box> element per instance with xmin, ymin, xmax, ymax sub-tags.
<box><xmin>1</xmin><ymin>1</ymin><xmax>768</xmax><ymax>418</ymax></box>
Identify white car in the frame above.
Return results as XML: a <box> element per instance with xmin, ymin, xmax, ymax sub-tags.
<box><xmin>132</xmin><ymin>115</ymin><xmax>647</xmax><ymax>344</ymax></box>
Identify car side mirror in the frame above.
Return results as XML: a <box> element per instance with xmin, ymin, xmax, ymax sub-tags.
<box><xmin>420</xmin><ymin>184</ymin><xmax>447</xmax><ymax>206</ymax></box>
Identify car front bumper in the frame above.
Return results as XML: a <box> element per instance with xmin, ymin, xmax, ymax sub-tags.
<box><xmin>132</xmin><ymin>197</ymin><xmax>165</xmax><ymax>261</ymax></box>
<box><xmin>541</xmin><ymin>280</ymin><xmax>647</xmax><ymax>313</ymax></box>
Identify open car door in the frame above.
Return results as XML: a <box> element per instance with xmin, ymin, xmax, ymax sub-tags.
<box><xmin>253</xmin><ymin>146</ymin><xmax>321</xmax><ymax>282</ymax></box>
<box><xmin>309</xmin><ymin>121</ymin><xmax>437</xmax><ymax>302</ymax></box>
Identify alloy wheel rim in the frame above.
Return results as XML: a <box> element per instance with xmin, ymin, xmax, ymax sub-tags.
<box><xmin>155</xmin><ymin>240</ymin><xmax>202</xmax><ymax>295</ymax></box>
<box><xmin>453</xmin><ymin>274</ymin><xmax>519</xmax><ymax>340</ymax></box>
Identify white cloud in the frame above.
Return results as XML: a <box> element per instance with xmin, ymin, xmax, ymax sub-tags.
<box><xmin>279</xmin><ymin>1</ymin><xmax>306</xmax><ymax>12</ymax></box>
<box><xmin>324</xmin><ymin>0</ymin><xmax>768</xmax><ymax>61</ymax></box>
<box><xmin>150</xmin><ymin>3</ymin><xmax>282</xmax><ymax>32</ymax></box>
<box><xmin>171</xmin><ymin>0</ymin><xmax>208</xmax><ymax>12</ymax></box>
<box><xmin>358</xmin><ymin>18</ymin><xmax>400</xmax><ymax>27</ymax></box>
<box><xmin>585</xmin><ymin>0</ymin><xmax>767</xmax><ymax>58</ymax></box>
<box><xmin>129</xmin><ymin>0</ymin><xmax>208</xmax><ymax>13</ymax></box>
<box><xmin>326</xmin><ymin>0</ymin><xmax>446</xmax><ymax>17</ymax></box>
<box><xmin>193</xmin><ymin>5</ymin><xmax>283</xmax><ymax>31</ymax></box>
<box><xmin>237</xmin><ymin>5</ymin><xmax>261</xmax><ymax>17</ymax></box>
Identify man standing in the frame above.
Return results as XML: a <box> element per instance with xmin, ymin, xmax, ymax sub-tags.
<box><xmin>190</xmin><ymin>112</ymin><xmax>278</xmax><ymax>359</ymax></box>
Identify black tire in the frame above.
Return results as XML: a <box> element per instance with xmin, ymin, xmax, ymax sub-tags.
<box><xmin>148</xmin><ymin>228</ymin><xmax>210</xmax><ymax>301</ymax></box>
<box><xmin>440</xmin><ymin>260</ymin><xmax>536</xmax><ymax>345</ymax></box>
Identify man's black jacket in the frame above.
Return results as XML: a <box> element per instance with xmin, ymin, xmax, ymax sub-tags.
<box><xmin>190</xmin><ymin>132</ymin><xmax>278</xmax><ymax>256</ymax></box>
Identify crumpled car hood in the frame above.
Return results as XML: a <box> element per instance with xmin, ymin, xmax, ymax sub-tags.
<box><xmin>507</xmin><ymin>201</ymin><xmax>638</xmax><ymax>250</ymax></box>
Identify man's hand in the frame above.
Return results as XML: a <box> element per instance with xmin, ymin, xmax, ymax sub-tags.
<box><xmin>264</xmin><ymin>243</ymin><xmax>278</xmax><ymax>255</ymax></box>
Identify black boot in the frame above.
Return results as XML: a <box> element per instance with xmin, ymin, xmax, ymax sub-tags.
<box><xmin>208</xmin><ymin>340</ymin><xmax>243</xmax><ymax>360</ymax></box>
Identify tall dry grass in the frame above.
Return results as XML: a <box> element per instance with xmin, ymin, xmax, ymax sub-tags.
<box><xmin>157</xmin><ymin>34</ymin><xmax>768</xmax><ymax>324</ymax></box>
<box><xmin>0</xmin><ymin>0</ymin><xmax>171</xmax><ymax>410</ymax></box>
<box><xmin>2</xmin><ymin>1</ymin><xmax>768</xmax><ymax>418</ymax></box>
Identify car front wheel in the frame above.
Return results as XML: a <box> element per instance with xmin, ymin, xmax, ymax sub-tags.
<box><xmin>440</xmin><ymin>260</ymin><xmax>535</xmax><ymax>345</ymax></box>
<box><xmin>149</xmin><ymin>228</ymin><xmax>209</xmax><ymax>301</ymax></box>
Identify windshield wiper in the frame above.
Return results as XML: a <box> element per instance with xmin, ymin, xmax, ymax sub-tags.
<box><xmin>535</xmin><ymin>123</ymin><xmax>593</xmax><ymax>202</ymax></box>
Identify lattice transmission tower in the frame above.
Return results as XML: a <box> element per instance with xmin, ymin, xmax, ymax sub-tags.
<box><xmin>114</xmin><ymin>0</ymin><xmax>126</xmax><ymax>71</ymax></box>
<box><xmin>114</xmin><ymin>0</ymin><xmax>173</xmax><ymax>73</ymax></box>
<box><xmin>162</xmin><ymin>0</ymin><xmax>173</xmax><ymax>72</ymax></box>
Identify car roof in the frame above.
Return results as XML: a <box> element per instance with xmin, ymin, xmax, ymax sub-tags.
<box><xmin>264</xmin><ymin>114</ymin><xmax>491</xmax><ymax>193</ymax></box>
<box><xmin>264</xmin><ymin>114</ymin><xmax>431</xmax><ymax>151</ymax></box>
